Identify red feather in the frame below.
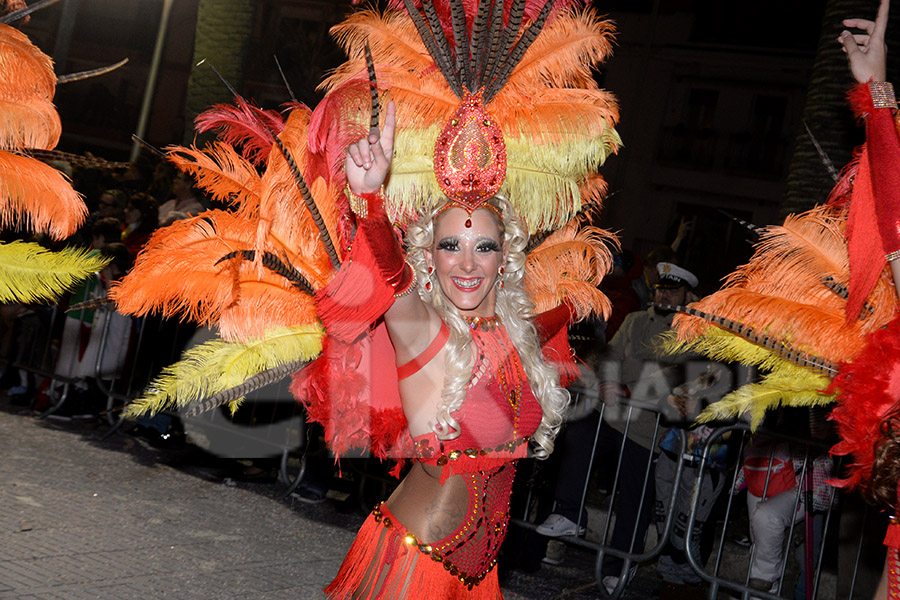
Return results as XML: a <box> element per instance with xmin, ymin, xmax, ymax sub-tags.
<box><xmin>829</xmin><ymin>317</ymin><xmax>900</xmax><ymax>491</ymax></box>
<box><xmin>194</xmin><ymin>97</ymin><xmax>290</xmax><ymax>167</ymax></box>
<box><xmin>290</xmin><ymin>327</ymin><xmax>413</xmax><ymax>463</ymax></box>
<box><xmin>308</xmin><ymin>78</ymin><xmax>369</xmax><ymax>186</ymax></box>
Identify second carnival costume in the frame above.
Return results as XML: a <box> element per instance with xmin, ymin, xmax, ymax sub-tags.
<box><xmin>662</xmin><ymin>79</ymin><xmax>900</xmax><ymax>595</ymax></box>
<box><xmin>106</xmin><ymin>0</ymin><xmax>620</xmax><ymax>597</ymax></box>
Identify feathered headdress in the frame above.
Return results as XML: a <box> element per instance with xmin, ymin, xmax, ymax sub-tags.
<box><xmin>0</xmin><ymin>21</ymin><xmax>116</xmax><ymax>302</ymax></box>
<box><xmin>313</xmin><ymin>0</ymin><xmax>620</xmax><ymax>231</ymax></box>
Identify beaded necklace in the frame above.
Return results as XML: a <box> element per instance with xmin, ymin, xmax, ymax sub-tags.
<box><xmin>462</xmin><ymin>314</ymin><xmax>501</xmax><ymax>331</ymax></box>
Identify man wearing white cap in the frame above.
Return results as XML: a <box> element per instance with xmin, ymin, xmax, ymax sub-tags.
<box><xmin>537</xmin><ymin>261</ymin><xmax>703</xmax><ymax>594</ymax></box>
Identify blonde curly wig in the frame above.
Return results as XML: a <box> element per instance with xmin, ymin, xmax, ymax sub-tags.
<box><xmin>405</xmin><ymin>196</ymin><xmax>569</xmax><ymax>459</ymax></box>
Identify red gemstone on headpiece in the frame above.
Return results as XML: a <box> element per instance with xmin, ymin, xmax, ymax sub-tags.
<box><xmin>465</xmin><ymin>218</ymin><xmax>472</xmax><ymax>228</ymax></box>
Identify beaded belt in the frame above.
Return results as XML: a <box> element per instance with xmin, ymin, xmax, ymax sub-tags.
<box><xmin>372</xmin><ymin>502</ymin><xmax>495</xmax><ymax>590</ymax></box>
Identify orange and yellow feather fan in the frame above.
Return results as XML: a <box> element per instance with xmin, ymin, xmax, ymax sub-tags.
<box><xmin>667</xmin><ymin>204</ymin><xmax>899</xmax><ymax>428</ymax></box>
<box><xmin>0</xmin><ymin>23</ymin><xmax>103</xmax><ymax>303</ymax></box>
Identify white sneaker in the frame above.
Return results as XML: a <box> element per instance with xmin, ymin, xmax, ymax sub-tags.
<box><xmin>536</xmin><ymin>514</ymin><xmax>586</xmax><ymax>537</ymax></box>
<box><xmin>602</xmin><ymin>566</ymin><xmax>637</xmax><ymax>595</ymax></box>
<box><xmin>542</xmin><ymin>540</ymin><xmax>567</xmax><ymax>565</ymax></box>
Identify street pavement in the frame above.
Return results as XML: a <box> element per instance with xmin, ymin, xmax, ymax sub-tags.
<box><xmin>0</xmin><ymin>402</ymin><xmax>616</xmax><ymax>600</ymax></box>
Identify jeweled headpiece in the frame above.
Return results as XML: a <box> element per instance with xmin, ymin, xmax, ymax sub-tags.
<box><xmin>434</xmin><ymin>89</ymin><xmax>506</xmax><ymax>212</ymax></box>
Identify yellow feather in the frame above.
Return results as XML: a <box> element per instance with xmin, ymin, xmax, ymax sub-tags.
<box><xmin>124</xmin><ymin>325</ymin><xmax>324</xmax><ymax>418</ymax></box>
<box><xmin>388</xmin><ymin>126</ymin><xmax>621</xmax><ymax>231</ymax></box>
<box><xmin>663</xmin><ymin>329</ymin><xmax>834</xmax><ymax>429</ymax></box>
<box><xmin>696</xmin><ymin>372</ymin><xmax>834</xmax><ymax>430</ymax></box>
<box><xmin>0</xmin><ymin>240</ymin><xmax>108</xmax><ymax>303</ymax></box>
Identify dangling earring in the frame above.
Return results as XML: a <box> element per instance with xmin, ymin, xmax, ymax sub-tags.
<box><xmin>424</xmin><ymin>265</ymin><xmax>434</xmax><ymax>292</ymax></box>
<box><xmin>497</xmin><ymin>266</ymin><xmax>505</xmax><ymax>290</ymax></box>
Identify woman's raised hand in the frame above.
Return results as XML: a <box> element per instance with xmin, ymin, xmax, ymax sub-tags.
<box><xmin>839</xmin><ymin>0</ymin><xmax>889</xmax><ymax>84</ymax></box>
<box><xmin>345</xmin><ymin>100</ymin><xmax>396</xmax><ymax>195</ymax></box>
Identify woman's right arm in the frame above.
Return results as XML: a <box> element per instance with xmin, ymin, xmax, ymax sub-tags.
<box><xmin>344</xmin><ymin>101</ymin><xmax>442</xmax><ymax>363</ymax></box>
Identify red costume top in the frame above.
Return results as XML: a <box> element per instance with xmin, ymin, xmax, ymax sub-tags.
<box><xmin>325</xmin><ymin>320</ymin><xmax>544</xmax><ymax>599</ymax></box>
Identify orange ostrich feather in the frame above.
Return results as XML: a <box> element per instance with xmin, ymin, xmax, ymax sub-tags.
<box><xmin>0</xmin><ymin>150</ymin><xmax>86</xmax><ymax>239</ymax></box>
<box><xmin>0</xmin><ymin>24</ymin><xmax>55</xmax><ymax>103</ymax></box>
<box><xmin>0</xmin><ymin>98</ymin><xmax>60</xmax><ymax>150</ymax></box>
<box><xmin>674</xmin><ymin>205</ymin><xmax>899</xmax><ymax>365</ymax></box>
<box><xmin>525</xmin><ymin>220</ymin><xmax>617</xmax><ymax>319</ymax></box>
<box><xmin>166</xmin><ymin>142</ymin><xmax>263</xmax><ymax>216</ymax></box>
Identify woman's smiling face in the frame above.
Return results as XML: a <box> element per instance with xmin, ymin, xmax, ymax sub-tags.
<box><xmin>426</xmin><ymin>206</ymin><xmax>507</xmax><ymax>317</ymax></box>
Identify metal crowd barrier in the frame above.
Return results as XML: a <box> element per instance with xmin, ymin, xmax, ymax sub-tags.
<box><xmin>510</xmin><ymin>387</ymin><xmax>885</xmax><ymax>599</ymax></box>
<box><xmin>2</xmin><ymin>295</ymin><xmax>309</xmax><ymax>498</ymax></box>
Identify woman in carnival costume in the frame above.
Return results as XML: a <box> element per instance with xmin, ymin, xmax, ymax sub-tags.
<box><xmin>105</xmin><ymin>0</ymin><xmax>621</xmax><ymax>598</ymax></box>
<box><xmin>839</xmin><ymin>1</ymin><xmax>900</xmax><ymax>596</ymax></box>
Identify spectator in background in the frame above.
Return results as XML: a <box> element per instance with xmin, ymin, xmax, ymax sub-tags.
<box><xmin>633</xmin><ymin>245</ymin><xmax>675</xmax><ymax>310</ymax></box>
<box><xmin>538</xmin><ymin>263</ymin><xmax>700</xmax><ymax>594</ymax></box>
<box><xmin>122</xmin><ymin>193</ymin><xmax>158</xmax><ymax>256</ymax></box>
<box><xmin>96</xmin><ymin>189</ymin><xmax>127</xmax><ymax>222</ymax></box>
<box><xmin>158</xmin><ymin>172</ymin><xmax>203</xmax><ymax>224</ymax></box>
<box><xmin>91</xmin><ymin>217</ymin><xmax>123</xmax><ymax>250</ymax></box>
<box><xmin>602</xmin><ymin>249</ymin><xmax>643</xmax><ymax>339</ymax></box>
<box><xmin>115</xmin><ymin>162</ymin><xmax>151</xmax><ymax>195</ymax></box>
<box><xmin>149</xmin><ymin>161</ymin><xmax>176</xmax><ymax>204</ymax></box>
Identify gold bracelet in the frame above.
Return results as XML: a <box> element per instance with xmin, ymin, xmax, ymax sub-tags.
<box><xmin>870</xmin><ymin>81</ymin><xmax>897</xmax><ymax>110</ymax></box>
<box><xmin>393</xmin><ymin>264</ymin><xmax>418</xmax><ymax>298</ymax></box>
<box><xmin>345</xmin><ymin>186</ymin><xmax>369</xmax><ymax>219</ymax></box>
<box><xmin>886</xmin><ymin>249</ymin><xmax>900</xmax><ymax>262</ymax></box>
<box><xmin>345</xmin><ymin>185</ymin><xmax>387</xmax><ymax>219</ymax></box>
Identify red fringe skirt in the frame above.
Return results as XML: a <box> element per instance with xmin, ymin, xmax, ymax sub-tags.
<box><xmin>325</xmin><ymin>504</ymin><xmax>503</xmax><ymax>599</ymax></box>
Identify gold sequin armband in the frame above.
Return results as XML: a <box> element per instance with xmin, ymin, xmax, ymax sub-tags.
<box><xmin>345</xmin><ymin>186</ymin><xmax>370</xmax><ymax>218</ymax></box>
<box><xmin>870</xmin><ymin>81</ymin><xmax>897</xmax><ymax>111</ymax></box>
<box><xmin>886</xmin><ymin>249</ymin><xmax>900</xmax><ymax>262</ymax></box>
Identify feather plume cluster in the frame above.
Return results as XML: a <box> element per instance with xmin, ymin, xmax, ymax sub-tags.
<box><xmin>112</xmin><ymin>105</ymin><xmax>341</xmax><ymax>344</ymax></box>
<box><xmin>315</xmin><ymin>5</ymin><xmax>620</xmax><ymax>232</ymax></box>
<box><xmin>671</xmin><ymin>205</ymin><xmax>899</xmax><ymax>425</ymax></box>
<box><xmin>0</xmin><ymin>23</ymin><xmax>87</xmax><ymax>240</ymax></box>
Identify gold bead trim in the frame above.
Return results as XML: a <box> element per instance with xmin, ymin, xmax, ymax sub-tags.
<box><xmin>371</xmin><ymin>502</ymin><xmax>495</xmax><ymax>590</ymax></box>
<box><xmin>414</xmin><ymin>436</ymin><xmax>530</xmax><ymax>463</ymax></box>
<box><xmin>393</xmin><ymin>263</ymin><xmax>418</xmax><ymax>298</ymax></box>
<box><xmin>886</xmin><ymin>250</ymin><xmax>900</xmax><ymax>262</ymax></box>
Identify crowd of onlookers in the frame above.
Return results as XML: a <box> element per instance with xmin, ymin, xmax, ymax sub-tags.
<box><xmin>0</xmin><ymin>155</ymin><xmax>207</xmax><ymax>418</ymax></box>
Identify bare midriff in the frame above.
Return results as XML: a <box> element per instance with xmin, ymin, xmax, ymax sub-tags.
<box><xmin>384</xmin><ymin>461</ymin><xmax>470</xmax><ymax>544</ymax></box>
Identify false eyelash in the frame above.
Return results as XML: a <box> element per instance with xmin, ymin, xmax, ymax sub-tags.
<box><xmin>436</xmin><ymin>238</ymin><xmax>459</xmax><ymax>251</ymax></box>
<box><xmin>477</xmin><ymin>240</ymin><xmax>501</xmax><ymax>252</ymax></box>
